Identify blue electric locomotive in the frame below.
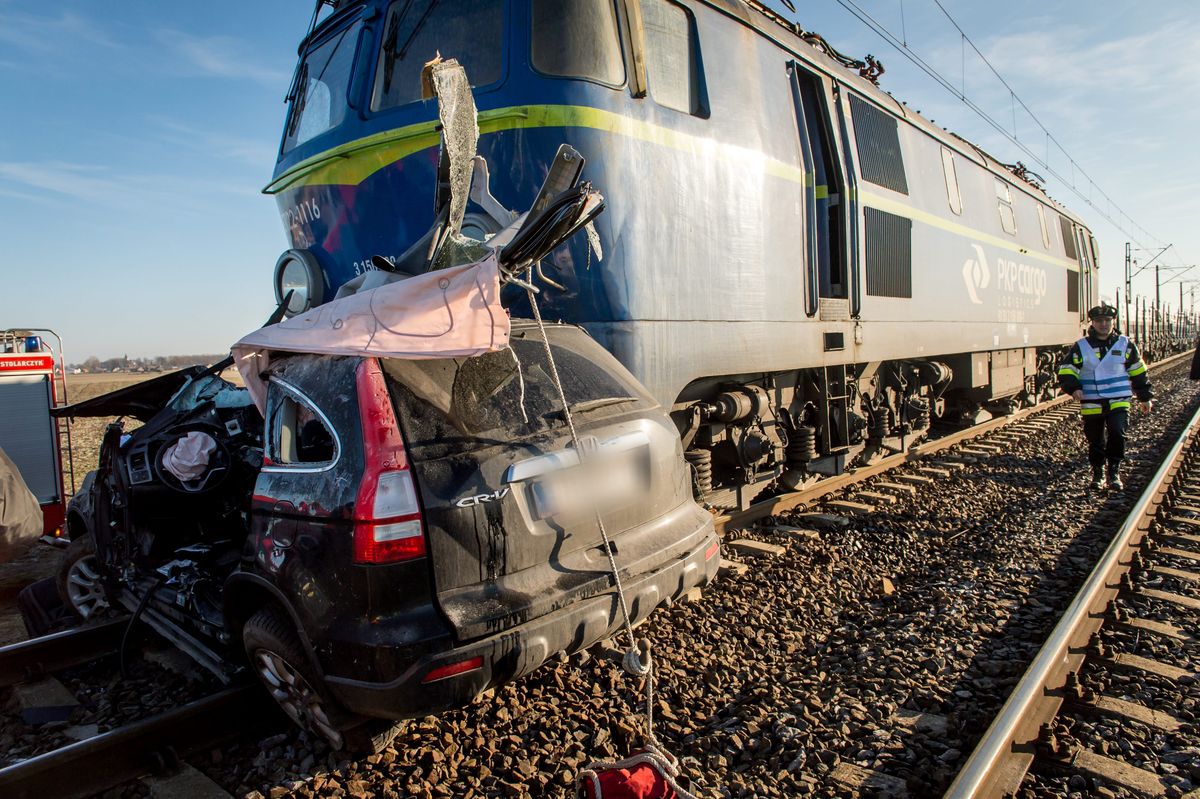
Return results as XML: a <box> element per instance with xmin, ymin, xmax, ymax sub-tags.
<box><xmin>267</xmin><ymin>0</ymin><xmax>1099</xmax><ymax>506</ymax></box>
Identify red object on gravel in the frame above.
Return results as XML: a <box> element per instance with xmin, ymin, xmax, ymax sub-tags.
<box><xmin>577</xmin><ymin>749</ymin><xmax>683</xmax><ymax>799</ymax></box>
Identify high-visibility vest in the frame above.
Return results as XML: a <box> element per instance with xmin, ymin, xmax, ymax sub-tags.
<box><xmin>1077</xmin><ymin>335</ymin><xmax>1132</xmax><ymax>414</ymax></box>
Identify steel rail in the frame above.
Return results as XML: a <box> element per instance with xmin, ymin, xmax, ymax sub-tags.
<box><xmin>717</xmin><ymin>348</ymin><xmax>1194</xmax><ymax>535</ymax></box>
<box><xmin>0</xmin><ymin>617</ymin><xmax>128</xmax><ymax>688</ymax></box>
<box><xmin>0</xmin><ymin>684</ymin><xmax>271</xmax><ymax>799</ymax></box>
<box><xmin>943</xmin><ymin>392</ymin><xmax>1200</xmax><ymax>798</ymax></box>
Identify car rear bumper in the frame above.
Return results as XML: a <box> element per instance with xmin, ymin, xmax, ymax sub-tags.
<box><xmin>324</xmin><ymin>520</ymin><xmax>719</xmax><ymax>719</ymax></box>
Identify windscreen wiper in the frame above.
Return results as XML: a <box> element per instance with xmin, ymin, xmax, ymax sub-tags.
<box><xmin>398</xmin><ymin>0</ymin><xmax>440</xmax><ymax>61</ymax></box>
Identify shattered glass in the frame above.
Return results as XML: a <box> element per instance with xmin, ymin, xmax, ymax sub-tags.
<box><xmin>430</xmin><ymin>60</ymin><xmax>491</xmax><ymax>270</ymax></box>
<box><xmin>166</xmin><ymin>374</ymin><xmax>254</xmax><ymax>413</ymax></box>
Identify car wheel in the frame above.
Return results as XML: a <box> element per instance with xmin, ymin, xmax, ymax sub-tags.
<box><xmin>243</xmin><ymin>607</ymin><xmax>374</xmax><ymax>751</ymax></box>
<box><xmin>57</xmin><ymin>534</ymin><xmax>110</xmax><ymax>620</ymax></box>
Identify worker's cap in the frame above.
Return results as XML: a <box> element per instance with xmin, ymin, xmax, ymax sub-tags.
<box><xmin>1087</xmin><ymin>303</ymin><xmax>1118</xmax><ymax>320</ymax></box>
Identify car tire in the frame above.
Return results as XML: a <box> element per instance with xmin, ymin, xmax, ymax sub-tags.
<box><xmin>56</xmin><ymin>534</ymin><xmax>110</xmax><ymax>620</ymax></box>
<box><xmin>242</xmin><ymin>607</ymin><xmax>397</xmax><ymax>754</ymax></box>
<box><xmin>340</xmin><ymin>718</ymin><xmax>401</xmax><ymax>757</ymax></box>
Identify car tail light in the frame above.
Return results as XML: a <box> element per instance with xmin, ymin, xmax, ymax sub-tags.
<box><xmin>354</xmin><ymin>358</ymin><xmax>426</xmax><ymax>564</ymax></box>
<box><xmin>705</xmin><ymin>539</ymin><xmax>720</xmax><ymax>561</ymax></box>
<box><xmin>421</xmin><ymin>656</ymin><xmax>484</xmax><ymax>683</ymax></box>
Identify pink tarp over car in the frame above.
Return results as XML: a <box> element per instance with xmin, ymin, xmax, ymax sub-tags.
<box><xmin>233</xmin><ymin>252</ymin><xmax>509</xmax><ymax>412</ymax></box>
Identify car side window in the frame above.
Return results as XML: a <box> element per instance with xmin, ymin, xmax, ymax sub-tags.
<box><xmin>266</xmin><ymin>381</ymin><xmax>338</xmax><ymax>466</ymax></box>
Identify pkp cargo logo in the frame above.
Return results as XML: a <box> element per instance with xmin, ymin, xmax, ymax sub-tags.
<box><xmin>962</xmin><ymin>244</ymin><xmax>1048</xmax><ymax>306</ymax></box>
<box><xmin>962</xmin><ymin>244</ymin><xmax>990</xmax><ymax>304</ymax></box>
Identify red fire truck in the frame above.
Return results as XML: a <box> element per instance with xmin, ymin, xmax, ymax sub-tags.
<box><xmin>0</xmin><ymin>329</ymin><xmax>73</xmax><ymax>538</ymax></box>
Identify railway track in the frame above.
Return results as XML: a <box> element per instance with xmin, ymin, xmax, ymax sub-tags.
<box><xmin>946</xmin><ymin>396</ymin><xmax>1200</xmax><ymax>799</ymax></box>
<box><xmin>0</xmin><ymin>617</ymin><xmax>127</xmax><ymax>689</ymax></box>
<box><xmin>0</xmin><ymin>616</ymin><xmax>272</xmax><ymax>798</ymax></box>
<box><xmin>0</xmin><ymin>350</ymin><xmax>1194</xmax><ymax>798</ymax></box>
<box><xmin>718</xmin><ymin>348</ymin><xmax>1195</xmax><ymax>537</ymax></box>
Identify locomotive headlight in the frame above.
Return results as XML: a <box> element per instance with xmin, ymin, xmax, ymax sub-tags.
<box><xmin>273</xmin><ymin>249</ymin><xmax>324</xmax><ymax>317</ymax></box>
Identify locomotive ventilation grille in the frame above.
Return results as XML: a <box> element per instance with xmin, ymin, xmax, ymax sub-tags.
<box><xmin>850</xmin><ymin>95</ymin><xmax>909</xmax><ymax>195</ymax></box>
<box><xmin>865</xmin><ymin>207</ymin><xmax>913</xmax><ymax>299</ymax></box>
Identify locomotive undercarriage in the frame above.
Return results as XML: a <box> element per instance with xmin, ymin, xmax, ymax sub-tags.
<box><xmin>675</xmin><ymin>347</ymin><xmax>1066</xmax><ymax>509</ymax></box>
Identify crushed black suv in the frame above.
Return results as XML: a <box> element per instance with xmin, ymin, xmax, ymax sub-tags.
<box><xmin>56</xmin><ymin>322</ymin><xmax>719</xmax><ymax>748</ymax></box>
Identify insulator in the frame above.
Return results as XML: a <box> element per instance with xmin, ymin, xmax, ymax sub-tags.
<box><xmin>787</xmin><ymin>425</ymin><xmax>817</xmax><ymax>462</ymax></box>
<box><xmin>684</xmin><ymin>449</ymin><xmax>713</xmax><ymax>495</ymax></box>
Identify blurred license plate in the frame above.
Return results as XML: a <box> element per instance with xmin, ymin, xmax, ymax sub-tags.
<box><xmin>531</xmin><ymin>450</ymin><xmax>645</xmax><ymax>520</ymax></box>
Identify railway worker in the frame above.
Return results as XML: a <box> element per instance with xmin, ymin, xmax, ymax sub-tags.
<box><xmin>1058</xmin><ymin>304</ymin><xmax>1153</xmax><ymax>491</ymax></box>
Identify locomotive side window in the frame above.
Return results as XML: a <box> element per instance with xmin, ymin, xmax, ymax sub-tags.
<box><xmin>995</xmin><ymin>179</ymin><xmax>1016</xmax><ymax>235</ymax></box>
<box><xmin>848</xmin><ymin>95</ymin><xmax>908</xmax><ymax>194</ymax></box>
<box><xmin>1067</xmin><ymin>269</ymin><xmax>1080</xmax><ymax>313</ymax></box>
<box><xmin>372</xmin><ymin>0</ymin><xmax>504</xmax><ymax>111</ymax></box>
<box><xmin>1036</xmin><ymin>204</ymin><xmax>1051</xmax><ymax>249</ymax></box>
<box><xmin>997</xmin><ymin>204</ymin><xmax>1017</xmax><ymax>235</ymax></box>
<box><xmin>1059</xmin><ymin>215</ymin><xmax>1078</xmax><ymax>260</ymax></box>
<box><xmin>284</xmin><ymin>21</ymin><xmax>364</xmax><ymax>153</ymax></box>
<box><xmin>532</xmin><ymin>0</ymin><xmax>625</xmax><ymax>86</ymax></box>
<box><xmin>940</xmin><ymin>148</ymin><xmax>962</xmax><ymax>215</ymax></box>
<box><xmin>640</xmin><ymin>0</ymin><xmax>704</xmax><ymax>115</ymax></box>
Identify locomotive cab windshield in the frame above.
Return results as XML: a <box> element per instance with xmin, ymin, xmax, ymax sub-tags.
<box><xmin>283</xmin><ymin>13</ymin><xmax>362</xmax><ymax>154</ymax></box>
<box><xmin>373</xmin><ymin>1</ymin><xmax>505</xmax><ymax>111</ymax></box>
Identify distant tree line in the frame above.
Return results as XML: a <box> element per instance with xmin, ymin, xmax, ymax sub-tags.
<box><xmin>71</xmin><ymin>354</ymin><xmax>226</xmax><ymax>373</ymax></box>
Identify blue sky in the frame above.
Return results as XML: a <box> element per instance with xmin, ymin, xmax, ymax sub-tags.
<box><xmin>0</xmin><ymin>1</ymin><xmax>302</xmax><ymax>360</ymax></box>
<box><xmin>1</xmin><ymin>1</ymin><xmax>1197</xmax><ymax>359</ymax></box>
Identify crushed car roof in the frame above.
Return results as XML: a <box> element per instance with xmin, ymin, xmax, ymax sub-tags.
<box><xmin>50</xmin><ymin>362</ymin><xmax>233</xmax><ymax>422</ymax></box>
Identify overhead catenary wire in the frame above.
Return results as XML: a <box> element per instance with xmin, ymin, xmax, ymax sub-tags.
<box><xmin>826</xmin><ymin>0</ymin><xmax>1172</xmax><ymax>258</ymax></box>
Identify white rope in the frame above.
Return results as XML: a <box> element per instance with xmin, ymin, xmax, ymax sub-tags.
<box><xmin>506</xmin><ymin>345</ymin><xmax>528</xmax><ymax>424</ymax></box>
<box><xmin>575</xmin><ymin>745</ymin><xmax>702</xmax><ymax>799</ymax></box>
<box><xmin>526</xmin><ymin>288</ymin><xmax>641</xmax><ymax>661</ymax></box>
<box><xmin>526</xmin><ymin>289</ymin><xmax>649</xmax><ymax>707</ymax></box>
<box><xmin>525</xmin><ymin>288</ymin><xmax>704</xmax><ymax>798</ymax></box>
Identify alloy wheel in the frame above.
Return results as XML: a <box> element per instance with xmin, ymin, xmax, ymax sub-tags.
<box><xmin>253</xmin><ymin>649</ymin><xmax>344</xmax><ymax>748</ymax></box>
<box><xmin>65</xmin><ymin>556</ymin><xmax>109</xmax><ymax>619</ymax></box>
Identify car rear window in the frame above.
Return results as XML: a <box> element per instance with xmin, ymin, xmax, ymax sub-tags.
<box><xmin>382</xmin><ymin>326</ymin><xmax>652</xmax><ymax>455</ymax></box>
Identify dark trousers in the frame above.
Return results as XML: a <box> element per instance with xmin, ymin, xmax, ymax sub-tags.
<box><xmin>1083</xmin><ymin>408</ymin><xmax>1128</xmax><ymax>468</ymax></box>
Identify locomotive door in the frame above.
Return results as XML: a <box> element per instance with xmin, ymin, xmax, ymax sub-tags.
<box><xmin>787</xmin><ymin>62</ymin><xmax>848</xmax><ymax>316</ymax></box>
<box><xmin>1075</xmin><ymin>226</ymin><xmax>1094</xmax><ymax>315</ymax></box>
